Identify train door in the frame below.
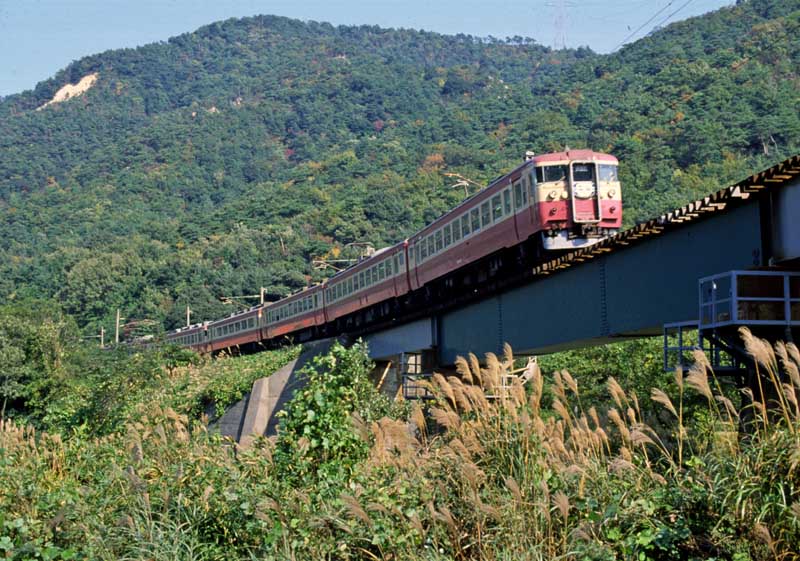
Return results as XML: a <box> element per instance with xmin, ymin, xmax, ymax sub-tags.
<box><xmin>401</xmin><ymin>241</ymin><xmax>412</xmax><ymax>294</ymax></box>
<box><xmin>570</xmin><ymin>162</ymin><xmax>601</xmax><ymax>223</ymax></box>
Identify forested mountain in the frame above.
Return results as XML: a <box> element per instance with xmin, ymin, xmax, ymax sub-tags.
<box><xmin>1</xmin><ymin>0</ymin><xmax>798</xmax><ymax>333</ymax></box>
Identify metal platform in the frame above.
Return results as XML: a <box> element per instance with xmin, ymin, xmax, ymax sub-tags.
<box><xmin>664</xmin><ymin>270</ymin><xmax>799</xmax><ymax>372</ymax></box>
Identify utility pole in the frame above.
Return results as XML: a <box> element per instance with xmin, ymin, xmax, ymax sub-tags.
<box><xmin>115</xmin><ymin>309</ymin><xmax>121</xmax><ymax>345</ymax></box>
<box><xmin>100</xmin><ymin>326</ymin><xmax>105</xmax><ymax>348</ymax></box>
<box><xmin>186</xmin><ymin>305</ymin><xmax>191</xmax><ymax>327</ymax></box>
<box><xmin>260</xmin><ymin>287</ymin><xmax>266</xmax><ymax>305</ymax></box>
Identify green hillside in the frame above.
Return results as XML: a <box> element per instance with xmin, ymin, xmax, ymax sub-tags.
<box><xmin>1</xmin><ymin>0</ymin><xmax>798</xmax><ymax>333</ymax></box>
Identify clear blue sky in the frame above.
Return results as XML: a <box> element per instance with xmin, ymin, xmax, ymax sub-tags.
<box><xmin>0</xmin><ymin>0</ymin><xmax>734</xmax><ymax>97</ymax></box>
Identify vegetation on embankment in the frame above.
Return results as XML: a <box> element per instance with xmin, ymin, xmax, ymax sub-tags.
<box><xmin>1</xmin><ymin>0</ymin><xmax>799</xmax><ymax>335</ymax></box>
<box><xmin>2</xmin><ymin>308</ymin><xmax>799</xmax><ymax>559</ymax></box>
<box><xmin>0</xmin><ymin>300</ymin><xmax>298</xmax><ymax>434</ymax></box>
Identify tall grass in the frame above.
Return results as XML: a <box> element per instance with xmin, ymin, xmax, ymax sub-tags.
<box><xmin>1</xmin><ymin>333</ymin><xmax>798</xmax><ymax>560</ymax></box>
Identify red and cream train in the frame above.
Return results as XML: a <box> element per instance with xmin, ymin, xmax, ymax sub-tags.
<box><xmin>167</xmin><ymin>150</ymin><xmax>622</xmax><ymax>352</ymax></box>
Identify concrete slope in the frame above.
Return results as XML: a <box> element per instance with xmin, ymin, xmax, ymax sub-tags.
<box><xmin>213</xmin><ymin>338</ymin><xmax>341</xmax><ymax>446</ymax></box>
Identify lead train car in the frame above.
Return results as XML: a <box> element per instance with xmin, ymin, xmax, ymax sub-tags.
<box><xmin>409</xmin><ymin>149</ymin><xmax>621</xmax><ymax>289</ymax></box>
<box><xmin>166</xmin><ymin>150</ymin><xmax>622</xmax><ymax>353</ymax></box>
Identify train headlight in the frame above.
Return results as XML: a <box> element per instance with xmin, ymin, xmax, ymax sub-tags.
<box><xmin>560</xmin><ymin>191</ymin><xmax>569</xmax><ymax>200</ymax></box>
<box><xmin>548</xmin><ymin>190</ymin><xmax>558</xmax><ymax>200</ymax></box>
<box><xmin>608</xmin><ymin>189</ymin><xmax>616</xmax><ymax>198</ymax></box>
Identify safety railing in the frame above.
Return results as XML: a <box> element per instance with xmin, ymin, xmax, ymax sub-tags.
<box><xmin>699</xmin><ymin>270</ymin><xmax>800</xmax><ymax>330</ymax></box>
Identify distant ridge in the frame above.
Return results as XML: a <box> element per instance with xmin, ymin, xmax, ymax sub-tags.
<box><xmin>0</xmin><ymin>1</ymin><xmax>797</xmax><ymax>334</ymax></box>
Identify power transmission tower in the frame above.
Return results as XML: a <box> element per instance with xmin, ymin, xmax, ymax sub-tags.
<box><xmin>546</xmin><ymin>0</ymin><xmax>574</xmax><ymax>50</ymax></box>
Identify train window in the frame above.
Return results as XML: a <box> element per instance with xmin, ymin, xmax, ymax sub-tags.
<box><xmin>543</xmin><ymin>165</ymin><xmax>568</xmax><ymax>182</ymax></box>
<box><xmin>535</xmin><ymin>166</ymin><xmax>544</xmax><ymax>183</ymax></box>
<box><xmin>452</xmin><ymin>220</ymin><xmax>461</xmax><ymax>242</ymax></box>
<box><xmin>442</xmin><ymin>224</ymin><xmax>450</xmax><ymax>247</ymax></box>
<box><xmin>481</xmin><ymin>201</ymin><xmax>491</xmax><ymax>227</ymax></box>
<box><xmin>359</xmin><ymin>271</ymin><xmax>365</xmax><ymax>288</ymax></box>
<box><xmin>461</xmin><ymin>215</ymin><xmax>470</xmax><ymax>237</ymax></box>
<box><xmin>522</xmin><ymin>178</ymin><xmax>529</xmax><ymax>205</ymax></box>
<box><xmin>399</xmin><ymin>252</ymin><xmax>405</xmax><ymax>266</ymax></box>
<box><xmin>420</xmin><ymin>241</ymin><xmax>428</xmax><ymax>261</ymax></box>
<box><xmin>354</xmin><ymin>273</ymin><xmax>360</xmax><ymax>291</ymax></box>
<box><xmin>348</xmin><ymin>278</ymin><xmax>353</xmax><ymax>294</ymax></box>
<box><xmin>572</xmin><ymin>163</ymin><xmax>594</xmax><ymax>182</ymax></box>
<box><xmin>393</xmin><ymin>255</ymin><xmax>399</xmax><ymax>274</ymax></box>
<box><xmin>492</xmin><ymin>195</ymin><xmax>502</xmax><ymax>221</ymax></box>
<box><xmin>387</xmin><ymin>259</ymin><xmax>393</xmax><ymax>276</ymax></box>
<box><xmin>471</xmin><ymin>208</ymin><xmax>481</xmax><ymax>232</ymax></box>
<box><xmin>435</xmin><ymin>230</ymin><xmax>443</xmax><ymax>252</ymax></box>
<box><xmin>599</xmin><ymin>164</ymin><xmax>618</xmax><ymax>182</ymax></box>
<box><xmin>503</xmin><ymin>189</ymin><xmax>512</xmax><ymax>214</ymax></box>
<box><xmin>427</xmin><ymin>236</ymin><xmax>434</xmax><ymax>257</ymax></box>
<box><xmin>376</xmin><ymin>263</ymin><xmax>383</xmax><ymax>280</ymax></box>
<box><xmin>514</xmin><ymin>181</ymin><xmax>523</xmax><ymax>208</ymax></box>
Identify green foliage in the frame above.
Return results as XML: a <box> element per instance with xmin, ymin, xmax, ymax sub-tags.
<box><xmin>1</xmin><ymin>2</ymin><xmax>798</xmax><ymax>333</ymax></box>
<box><xmin>539</xmin><ymin>337</ymin><xmax>669</xmax><ymax>408</ymax></box>
<box><xmin>274</xmin><ymin>341</ymin><xmax>394</xmax><ymax>488</ymax></box>
<box><xmin>0</xmin><ymin>300</ymin><xmax>298</xmax><ymax>435</ymax></box>
<box><xmin>2</xmin><ymin>337</ymin><xmax>800</xmax><ymax>559</ymax></box>
<box><xmin>0</xmin><ymin>301</ymin><xmax>79</xmax><ymax>421</ymax></box>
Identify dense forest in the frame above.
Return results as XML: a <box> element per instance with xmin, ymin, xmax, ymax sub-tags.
<box><xmin>1</xmin><ymin>0</ymin><xmax>799</xmax><ymax>335</ymax></box>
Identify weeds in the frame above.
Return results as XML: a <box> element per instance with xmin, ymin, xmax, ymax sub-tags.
<box><xmin>1</xmin><ymin>332</ymin><xmax>799</xmax><ymax>559</ymax></box>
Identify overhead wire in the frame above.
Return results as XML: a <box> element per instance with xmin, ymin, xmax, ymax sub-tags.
<box><xmin>651</xmin><ymin>0</ymin><xmax>697</xmax><ymax>30</ymax></box>
<box><xmin>614</xmin><ymin>0</ymin><xmax>676</xmax><ymax>49</ymax></box>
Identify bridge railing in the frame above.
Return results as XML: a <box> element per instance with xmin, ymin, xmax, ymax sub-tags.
<box><xmin>699</xmin><ymin>270</ymin><xmax>800</xmax><ymax>330</ymax></box>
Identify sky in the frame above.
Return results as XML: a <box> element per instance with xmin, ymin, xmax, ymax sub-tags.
<box><xmin>0</xmin><ymin>0</ymin><xmax>735</xmax><ymax>97</ymax></box>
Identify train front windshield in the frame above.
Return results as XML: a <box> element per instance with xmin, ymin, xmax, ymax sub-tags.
<box><xmin>571</xmin><ymin>163</ymin><xmax>595</xmax><ymax>182</ymax></box>
<box><xmin>535</xmin><ymin>165</ymin><xmax>568</xmax><ymax>183</ymax></box>
<box><xmin>598</xmin><ymin>164</ymin><xmax>618</xmax><ymax>182</ymax></box>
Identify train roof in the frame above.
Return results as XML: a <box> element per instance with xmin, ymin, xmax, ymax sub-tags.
<box><xmin>532</xmin><ymin>150</ymin><xmax>617</xmax><ymax>164</ymax></box>
<box><xmin>325</xmin><ymin>243</ymin><xmax>404</xmax><ymax>284</ymax></box>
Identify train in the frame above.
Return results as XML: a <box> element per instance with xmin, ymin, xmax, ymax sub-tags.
<box><xmin>166</xmin><ymin>149</ymin><xmax>622</xmax><ymax>352</ymax></box>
